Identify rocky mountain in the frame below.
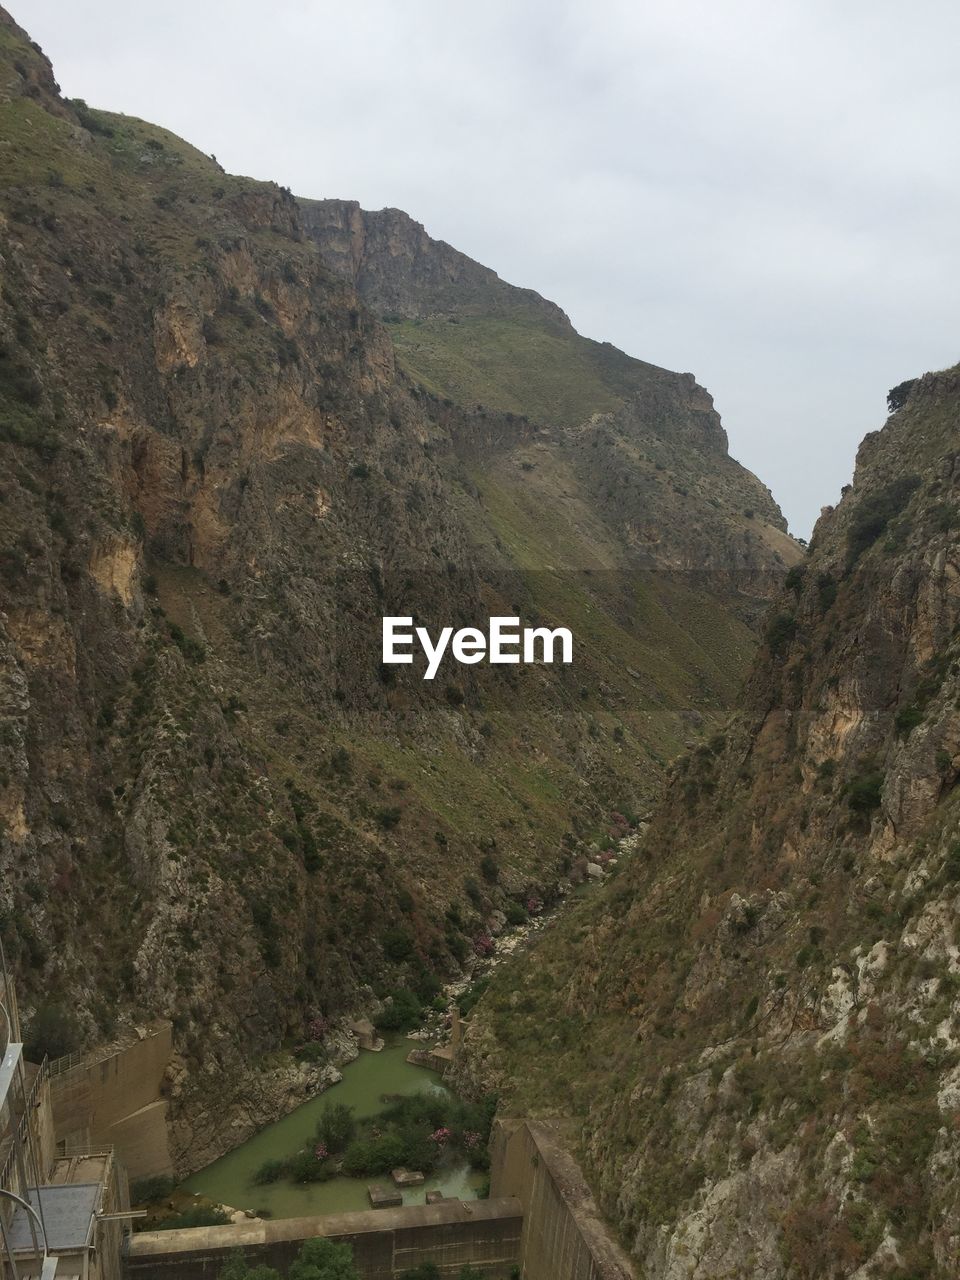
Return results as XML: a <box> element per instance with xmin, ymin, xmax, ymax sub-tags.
<box><xmin>456</xmin><ymin>368</ymin><xmax>960</xmax><ymax>1277</ymax></box>
<box><xmin>0</xmin><ymin>7</ymin><xmax>794</xmax><ymax>1171</ymax></box>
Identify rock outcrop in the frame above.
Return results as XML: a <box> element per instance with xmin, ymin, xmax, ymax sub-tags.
<box><xmin>458</xmin><ymin>368</ymin><xmax>960</xmax><ymax>1277</ymax></box>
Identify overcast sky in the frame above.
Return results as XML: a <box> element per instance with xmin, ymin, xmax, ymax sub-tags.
<box><xmin>24</xmin><ymin>0</ymin><xmax>960</xmax><ymax>537</ymax></box>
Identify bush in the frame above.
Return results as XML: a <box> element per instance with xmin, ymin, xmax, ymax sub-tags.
<box><xmin>289</xmin><ymin>1238</ymin><xmax>360</xmax><ymax>1280</ymax></box>
<box><xmin>316</xmin><ymin>1102</ymin><xmax>356</xmax><ymax>1154</ymax></box>
<box><xmin>287</xmin><ymin>1149</ymin><xmax>330</xmax><ymax>1183</ymax></box>
<box><xmin>156</xmin><ymin>1205</ymin><xmax>230</xmax><ymax>1230</ymax></box>
<box><xmin>886</xmin><ymin>379</ymin><xmax>916</xmax><ymax>413</ymax></box>
<box><xmin>479</xmin><ymin>854</ymin><xmax>498</xmax><ymax>883</ymax></box>
<box><xmin>784</xmin><ymin>564</ymin><xmax>805</xmax><ymax>595</ymax></box>
<box><xmin>444</xmin><ymin>683</ymin><xmax>465</xmax><ymax>707</ymax></box>
<box><xmin>24</xmin><ymin>1003</ymin><xmax>79</xmax><ymax>1062</ymax></box>
<box><xmin>220</xmin><ymin>1237</ymin><xmax>359</xmax><ymax>1280</ymax></box>
<box><xmin>505</xmin><ymin>902</ymin><xmax>528</xmax><ymax>927</ymax></box>
<box><xmin>765</xmin><ymin>612</ymin><xmax>797</xmax><ymax>657</ymax></box>
<box><xmin>846</xmin><ymin>476</ymin><xmax>920</xmax><ymax>567</ymax></box>
<box><xmin>341</xmin><ymin>1134</ymin><xmax>407</xmax><ymax>1177</ymax></box>
<box><xmin>252</xmin><ymin>1159</ymin><xmax>287</xmax><ymax>1185</ymax></box>
<box><xmin>131</xmin><ymin>1175</ymin><xmax>175</xmax><ymax>1204</ymax></box>
<box><xmin>383</xmin><ymin>927</ymin><xmax>415</xmax><ymax>962</ymax></box>
<box><xmin>847</xmin><ymin>771</ymin><xmax>883</xmax><ymax>814</ymax></box>
<box><xmin>374</xmin><ymin>988</ymin><xmax>422</xmax><ymax>1032</ymax></box>
<box><xmin>894</xmin><ymin>704</ymin><xmax>924</xmax><ymax>737</ymax></box>
<box><xmin>816</xmin><ymin>573</ymin><xmax>837</xmax><ymax>611</ymax></box>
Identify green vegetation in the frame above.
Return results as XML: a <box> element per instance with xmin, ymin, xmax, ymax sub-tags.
<box><xmin>218</xmin><ymin>1238</ymin><xmax>359</xmax><ymax>1280</ymax></box>
<box><xmin>155</xmin><ymin>1205</ymin><xmax>231</xmax><ymax>1230</ymax></box>
<box><xmin>765</xmin><ymin>611</ymin><xmax>798</xmax><ymax>657</ymax></box>
<box><xmin>130</xmin><ymin>1175</ymin><xmax>176</xmax><ymax>1204</ymax></box>
<box><xmin>250</xmin><ymin>1093</ymin><xmax>496</xmax><ymax>1192</ymax></box>
<box><xmin>845</xmin><ymin>476</ymin><xmax>920</xmax><ymax>567</ymax></box>
<box><xmin>23</xmin><ymin>1002</ymin><xmax>79</xmax><ymax>1061</ymax></box>
<box><xmin>845</xmin><ymin>771</ymin><xmax>883</xmax><ymax>815</ymax></box>
<box><xmin>388</xmin><ymin>312</ymin><xmax>643</xmax><ymax>428</ymax></box>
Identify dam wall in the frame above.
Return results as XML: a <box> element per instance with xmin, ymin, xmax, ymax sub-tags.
<box><xmin>490</xmin><ymin>1120</ymin><xmax>635</xmax><ymax>1280</ymax></box>
<box><xmin>125</xmin><ymin>1196</ymin><xmax>523</xmax><ymax>1279</ymax></box>
<box><xmin>49</xmin><ymin>1022</ymin><xmax>173</xmax><ymax>1179</ymax></box>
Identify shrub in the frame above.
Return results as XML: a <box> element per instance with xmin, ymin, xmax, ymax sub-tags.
<box><xmin>289</xmin><ymin>1238</ymin><xmax>360</xmax><ymax>1280</ymax></box>
<box><xmin>886</xmin><ymin>379</ymin><xmax>916</xmax><ymax>413</ymax></box>
<box><xmin>252</xmin><ymin>1159</ymin><xmax>287</xmax><ymax>1185</ymax></box>
<box><xmin>374</xmin><ymin>988</ymin><xmax>421</xmax><ymax>1032</ymax></box>
<box><xmin>24</xmin><ymin>1003</ymin><xmax>79</xmax><ymax>1062</ymax></box>
<box><xmin>765</xmin><ymin>612</ymin><xmax>797</xmax><ymax>656</ymax></box>
<box><xmin>220</xmin><ymin>1237</ymin><xmax>359</xmax><ymax>1280</ymax></box>
<box><xmin>156</xmin><ymin>1206</ymin><xmax>230</xmax><ymax>1230</ymax></box>
<box><xmin>340</xmin><ymin>1134</ymin><xmax>407</xmax><ymax>1177</ymax></box>
<box><xmin>479</xmin><ymin>854</ymin><xmax>498</xmax><ymax>883</ymax></box>
<box><xmin>383</xmin><ymin>927</ymin><xmax>415</xmax><ymax>962</ymax></box>
<box><xmin>376</xmin><ymin>806</ymin><xmax>402</xmax><ymax>830</ymax></box>
<box><xmin>816</xmin><ymin>573</ymin><xmax>838</xmax><ymax>611</ymax></box>
<box><xmin>444</xmin><ymin>683</ymin><xmax>465</xmax><ymax>707</ymax></box>
<box><xmin>784</xmin><ymin>564</ymin><xmax>805</xmax><ymax>595</ymax></box>
<box><xmin>131</xmin><ymin>1175</ymin><xmax>175</xmax><ymax>1203</ymax></box>
<box><xmin>846</xmin><ymin>476</ymin><xmax>920</xmax><ymax>567</ymax></box>
<box><xmin>847</xmin><ymin>771</ymin><xmax>883</xmax><ymax>814</ymax></box>
<box><xmin>287</xmin><ymin>1149</ymin><xmax>330</xmax><ymax>1183</ymax></box>
<box><xmin>464</xmin><ymin>877</ymin><xmax>483</xmax><ymax>907</ymax></box>
<box><xmin>316</xmin><ymin>1103</ymin><xmax>356</xmax><ymax>1154</ymax></box>
<box><xmin>894</xmin><ymin>704</ymin><xmax>924</xmax><ymax>737</ymax></box>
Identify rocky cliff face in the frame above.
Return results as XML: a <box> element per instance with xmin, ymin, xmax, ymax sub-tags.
<box><xmin>457</xmin><ymin>368</ymin><xmax>960</xmax><ymax>1277</ymax></box>
<box><xmin>0</xmin><ymin>7</ymin><xmax>794</xmax><ymax>1173</ymax></box>
<box><xmin>299</xmin><ymin>198</ymin><xmax>571</xmax><ymax>326</ymax></box>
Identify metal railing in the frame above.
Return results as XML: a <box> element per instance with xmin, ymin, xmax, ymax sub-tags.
<box><xmin>44</xmin><ymin>1050</ymin><xmax>86</xmax><ymax>1081</ymax></box>
<box><xmin>0</xmin><ymin>1059</ymin><xmax>48</xmax><ymax>1194</ymax></box>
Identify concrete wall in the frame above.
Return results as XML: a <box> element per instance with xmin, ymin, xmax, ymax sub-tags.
<box><xmin>50</xmin><ymin>1023</ymin><xmax>173</xmax><ymax>1179</ymax></box>
<box><xmin>125</xmin><ymin>1197</ymin><xmax>523</xmax><ymax>1280</ymax></box>
<box><xmin>490</xmin><ymin>1121</ymin><xmax>635</xmax><ymax>1280</ymax></box>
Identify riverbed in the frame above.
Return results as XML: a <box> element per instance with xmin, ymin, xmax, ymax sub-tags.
<box><xmin>182</xmin><ymin>1040</ymin><xmax>485</xmax><ymax>1218</ymax></box>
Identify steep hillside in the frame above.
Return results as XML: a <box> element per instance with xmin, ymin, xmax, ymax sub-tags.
<box><xmin>0</xmin><ymin>8</ymin><xmax>792</xmax><ymax>1172</ymax></box>
<box><xmin>456</xmin><ymin>368</ymin><xmax>960</xmax><ymax>1277</ymax></box>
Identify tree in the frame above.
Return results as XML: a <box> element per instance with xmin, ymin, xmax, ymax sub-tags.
<box><xmin>316</xmin><ymin>1102</ymin><xmax>356</xmax><ymax>1154</ymax></box>
<box><xmin>289</xmin><ymin>1238</ymin><xmax>360</xmax><ymax>1280</ymax></box>
<box><xmin>219</xmin><ymin>1238</ymin><xmax>359</xmax><ymax>1280</ymax></box>
<box><xmin>886</xmin><ymin>378</ymin><xmax>916</xmax><ymax>413</ymax></box>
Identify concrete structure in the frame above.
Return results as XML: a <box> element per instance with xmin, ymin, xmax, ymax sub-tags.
<box><xmin>490</xmin><ymin>1120</ymin><xmax>635</xmax><ymax>1280</ymax></box>
<box><xmin>48</xmin><ymin>1026</ymin><xmax>173</xmax><ymax>1182</ymax></box>
<box><xmin>125</xmin><ymin>1197</ymin><xmax>523</xmax><ymax>1279</ymax></box>
<box><xmin>366</xmin><ymin>1184</ymin><xmax>402</xmax><ymax>1209</ymax></box>
<box><xmin>0</xmin><ymin>944</ymin><xmax>132</xmax><ymax>1280</ymax></box>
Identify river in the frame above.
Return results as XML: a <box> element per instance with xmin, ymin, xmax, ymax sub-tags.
<box><xmin>182</xmin><ymin>1040</ymin><xmax>485</xmax><ymax>1218</ymax></box>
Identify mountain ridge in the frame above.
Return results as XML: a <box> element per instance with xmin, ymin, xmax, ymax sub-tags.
<box><xmin>0</xmin><ymin>2</ymin><xmax>795</xmax><ymax>1175</ymax></box>
<box><xmin>455</xmin><ymin>364</ymin><xmax>960</xmax><ymax>1278</ymax></box>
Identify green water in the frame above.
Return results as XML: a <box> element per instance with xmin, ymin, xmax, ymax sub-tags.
<box><xmin>183</xmin><ymin>1041</ymin><xmax>485</xmax><ymax>1217</ymax></box>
